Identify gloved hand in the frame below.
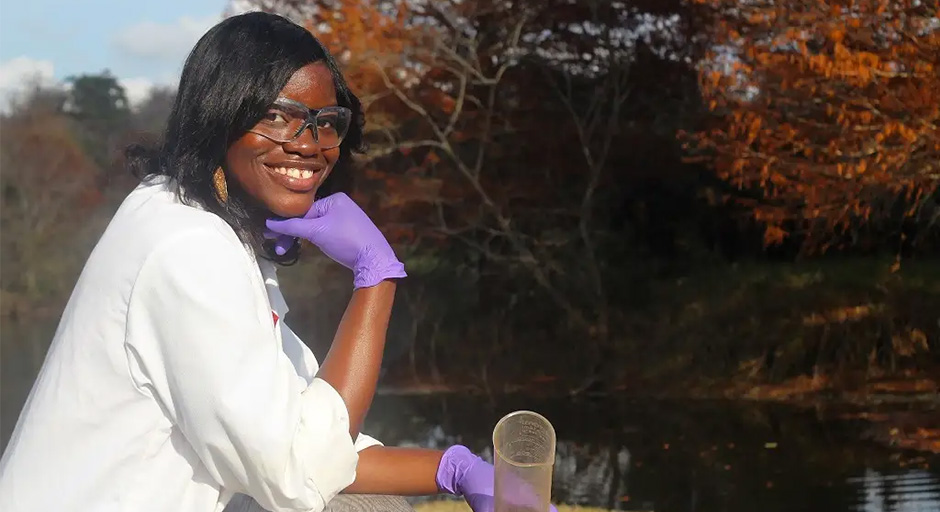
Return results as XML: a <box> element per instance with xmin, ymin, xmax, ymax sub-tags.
<box><xmin>436</xmin><ymin>445</ymin><xmax>558</xmax><ymax>512</ymax></box>
<box><xmin>265</xmin><ymin>193</ymin><xmax>406</xmax><ymax>289</ymax></box>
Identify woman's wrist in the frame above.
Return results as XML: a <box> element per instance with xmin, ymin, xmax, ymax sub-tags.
<box><xmin>343</xmin><ymin>446</ymin><xmax>445</xmax><ymax>495</ymax></box>
<box><xmin>353</xmin><ymin>256</ymin><xmax>406</xmax><ymax>289</ymax></box>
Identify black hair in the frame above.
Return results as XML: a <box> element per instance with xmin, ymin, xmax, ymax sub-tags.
<box><xmin>125</xmin><ymin>11</ymin><xmax>364</xmax><ymax>264</ymax></box>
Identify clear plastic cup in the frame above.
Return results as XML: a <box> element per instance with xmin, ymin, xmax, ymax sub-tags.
<box><xmin>492</xmin><ymin>410</ymin><xmax>556</xmax><ymax>512</ymax></box>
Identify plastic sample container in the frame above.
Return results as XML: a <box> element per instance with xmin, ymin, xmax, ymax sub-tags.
<box><xmin>492</xmin><ymin>410</ymin><xmax>556</xmax><ymax>512</ymax></box>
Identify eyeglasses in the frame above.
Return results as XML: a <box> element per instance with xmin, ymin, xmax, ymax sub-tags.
<box><xmin>249</xmin><ymin>97</ymin><xmax>352</xmax><ymax>149</ymax></box>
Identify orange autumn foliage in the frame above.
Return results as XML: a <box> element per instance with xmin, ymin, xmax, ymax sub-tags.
<box><xmin>293</xmin><ymin>1</ymin><xmax>418</xmax><ymax>96</ymax></box>
<box><xmin>686</xmin><ymin>0</ymin><xmax>940</xmax><ymax>248</ymax></box>
<box><xmin>253</xmin><ymin>1</ymin><xmax>435</xmax><ymax>129</ymax></box>
<box><xmin>0</xmin><ymin>92</ymin><xmax>103</xmax><ymax>303</ymax></box>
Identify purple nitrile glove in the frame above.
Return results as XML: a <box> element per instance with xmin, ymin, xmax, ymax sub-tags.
<box><xmin>436</xmin><ymin>445</ymin><xmax>558</xmax><ymax>512</ymax></box>
<box><xmin>262</xmin><ymin>228</ymin><xmax>297</xmax><ymax>257</ymax></box>
<box><xmin>265</xmin><ymin>192</ymin><xmax>406</xmax><ymax>289</ymax></box>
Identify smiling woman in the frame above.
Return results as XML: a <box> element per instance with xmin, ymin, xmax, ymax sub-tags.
<box><xmin>123</xmin><ymin>12</ymin><xmax>365</xmax><ymax>263</ymax></box>
<box><xmin>0</xmin><ymin>11</ymin><xmax>536</xmax><ymax>512</ymax></box>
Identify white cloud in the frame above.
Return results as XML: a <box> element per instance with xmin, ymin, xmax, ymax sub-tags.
<box><xmin>112</xmin><ymin>15</ymin><xmax>220</xmax><ymax>62</ymax></box>
<box><xmin>224</xmin><ymin>0</ymin><xmax>311</xmax><ymax>24</ymax></box>
<box><xmin>224</xmin><ymin>0</ymin><xmax>260</xmax><ymax>16</ymax></box>
<box><xmin>119</xmin><ymin>77</ymin><xmax>158</xmax><ymax>110</ymax></box>
<box><xmin>0</xmin><ymin>56</ymin><xmax>57</xmax><ymax>110</ymax></box>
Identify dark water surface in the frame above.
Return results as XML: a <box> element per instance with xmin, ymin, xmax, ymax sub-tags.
<box><xmin>2</xmin><ymin>321</ymin><xmax>937</xmax><ymax>511</ymax></box>
<box><xmin>363</xmin><ymin>393</ymin><xmax>940</xmax><ymax>512</ymax></box>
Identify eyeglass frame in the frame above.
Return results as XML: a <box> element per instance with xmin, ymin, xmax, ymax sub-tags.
<box><xmin>248</xmin><ymin>97</ymin><xmax>352</xmax><ymax>148</ymax></box>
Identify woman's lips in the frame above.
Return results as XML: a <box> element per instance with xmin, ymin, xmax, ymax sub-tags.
<box><xmin>265</xmin><ymin>164</ymin><xmax>324</xmax><ymax>192</ymax></box>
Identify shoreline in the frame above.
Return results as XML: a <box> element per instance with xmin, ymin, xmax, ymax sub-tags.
<box><xmin>378</xmin><ymin>373</ymin><xmax>940</xmax><ymax>405</ymax></box>
<box><xmin>377</xmin><ymin>373</ymin><xmax>940</xmax><ymax>454</ymax></box>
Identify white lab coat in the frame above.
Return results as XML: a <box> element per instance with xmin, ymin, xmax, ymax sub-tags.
<box><xmin>0</xmin><ymin>176</ymin><xmax>380</xmax><ymax>512</ymax></box>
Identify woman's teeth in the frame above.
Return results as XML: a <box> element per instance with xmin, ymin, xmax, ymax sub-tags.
<box><xmin>272</xmin><ymin>167</ymin><xmax>314</xmax><ymax>179</ymax></box>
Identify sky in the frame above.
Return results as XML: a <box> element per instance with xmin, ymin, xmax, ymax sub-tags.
<box><xmin>0</xmin><ymin>0</ymin><xmax>244</xmax><ymax>109</ymax></box>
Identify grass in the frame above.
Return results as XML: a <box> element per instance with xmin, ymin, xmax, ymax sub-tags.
<box><xmin>414</xmin><ymin>503</ymin><xmax>618</xmax><ymax>512</ymax></box>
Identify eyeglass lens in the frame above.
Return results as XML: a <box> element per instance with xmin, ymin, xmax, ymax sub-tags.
<box><xmin>250</xmin><ymin>100</ymin><xmax>350</xmax><ymax>148</ymax></box>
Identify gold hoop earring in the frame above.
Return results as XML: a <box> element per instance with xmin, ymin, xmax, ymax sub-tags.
<box><xmin>213</xmin><ymin>167</ymin><xmax>228</xmax><ymax>203</ymax></box>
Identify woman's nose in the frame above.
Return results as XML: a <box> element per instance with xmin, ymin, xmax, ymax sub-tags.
<box><xmin>282</xmin><ymin>123</ymin><xmax>321</xmax><ymax>155</ymax></box>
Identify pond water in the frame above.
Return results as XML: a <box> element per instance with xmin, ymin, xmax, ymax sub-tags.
<box><xmin>364</xmin><ymin>393</ymin><xmax>940</xmax><ymax>512</ymax></box>
<box><xmin>2</xmin><ymin>319</ymin><xmax>937</xmax><ymax>511</ymax></box>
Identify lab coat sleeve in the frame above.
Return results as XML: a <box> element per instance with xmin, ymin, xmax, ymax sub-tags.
<box><xmin>125</xmin><ymin>228</ymin><xmax>357</xmax><ymax>512</ymax></box>
<box><xmin>279</xmin><ymin>322</ymin><xmax>383</xmax><ymax>454</ymax></box>
<box><xmin>354</xmin><ymin>433</ymin><xmax>383</xmax><ymax>452</ymax></box>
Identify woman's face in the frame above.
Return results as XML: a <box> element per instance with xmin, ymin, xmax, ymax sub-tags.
<box><xmin>225</xmin><ymin>61</ymin><xmax>342</xmax><ymax>218</ymax></box>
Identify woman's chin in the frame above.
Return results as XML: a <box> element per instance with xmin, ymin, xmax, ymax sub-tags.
<box><xmin>268</xmin><ymin>196</ymin><xmax>315</xmax><ymax>218</ymax></box>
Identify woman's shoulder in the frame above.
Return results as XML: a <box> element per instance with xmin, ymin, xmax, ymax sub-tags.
<box><xmin>122</xmin><ymin>176</ymin><xmax>222</xmax><ymax>224</ymax></box>
<box><xmin>68</xmin><ymin>178</ymin><xmax>263</xmax><ymax>316</ymax></box>
<box><xmin>97</xmin><ymin>177</ymin><xmax>254</xmax><ymax>273</ymax></box>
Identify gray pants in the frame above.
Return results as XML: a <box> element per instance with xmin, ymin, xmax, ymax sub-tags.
<box><xmin>223</xmin><ymin>493</ymin><xmax>414</xmax><ymax>512</ymax></box>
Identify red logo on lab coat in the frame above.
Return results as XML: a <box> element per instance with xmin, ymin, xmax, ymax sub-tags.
<box><xmin>272</xmin><ymin>312</ymin><xmax>279</xmax><ymax>327</ymax></box>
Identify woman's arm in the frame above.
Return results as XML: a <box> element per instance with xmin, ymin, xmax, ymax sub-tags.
<box><xmin>315</xmin><ymin>281</ymin><xmax>396</xmax><ymax>439</ymax></box>
<box><xmin>266</xmin><ymin>194</ymin><xmax>407</xmax><ymax>439</ymax></box>
<box><xmin>344</xmin><ymin>444</ymin><xmax>564</xmax><ymax>512</ymax></box>
<box><xmin>342</xmin><ymin>446</ymin><xmax>444</xmax><ymax>495</ymax></box>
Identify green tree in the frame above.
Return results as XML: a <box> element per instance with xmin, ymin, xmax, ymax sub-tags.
<box><xmin>65</xmin><ymin>70</ymin><xmax>131</xmax><ymax>168</ymax></box>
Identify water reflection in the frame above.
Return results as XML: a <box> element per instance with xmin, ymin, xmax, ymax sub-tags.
<box><xmin>850</xmin><ymin>470</ymin><xmax>940</xmax><ymax>512</ymax></box>
<box><xmin>365</xmin><ymin>393</ymin><xmax>939</xmax><ymax>512</ymax></box>
<box><xmin>553</xmin><ymin>442</ymin><xmax>630</xmax><ymax>508</ymax></box>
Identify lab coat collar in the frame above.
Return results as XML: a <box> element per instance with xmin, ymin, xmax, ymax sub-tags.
<box><xmin>258</xmin><ymin>259</ymin><xmax>290</xmax><ymax>320</ymax></box>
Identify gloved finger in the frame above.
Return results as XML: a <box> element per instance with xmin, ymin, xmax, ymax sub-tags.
<box><xmin>466</xmin><ymin>495</ymin><xmax>556</xmax><ymax>512</ymax></box>
<box><xmin>265</xmin><ymin>217</ymin><xmax>318</xmax><ymax>239</ymax></box>
<box><xmin>464</xmin><ymin>494</ymin><xmax>494</xmax><ymax>512</ymax></box>
<box><xmin>308</xmin><ymin>192</ymin><xmax>349</xmax><ymax>218</ymax></box>
<box><xmin>263</xmin><ymin>228</ymin><xmax>294</xmax><ymax>255</ymax></box>
<box><xmin>274</xmin><ymin>235</ymin><xmax>295</xmax><ymax>256</ymax></box>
